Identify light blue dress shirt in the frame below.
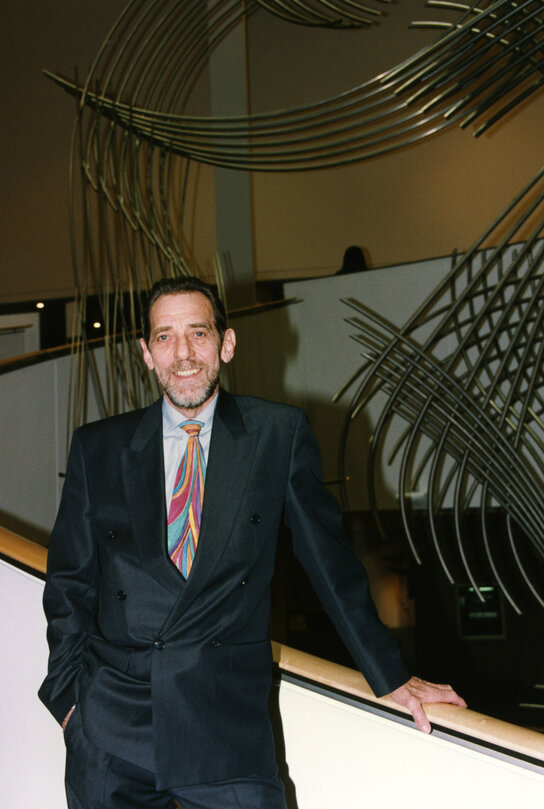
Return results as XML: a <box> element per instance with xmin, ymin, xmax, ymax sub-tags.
<box><xmin>162</xmin><ymin>393</ymin><xmax>218</xmax><ymax>511</ymax></box>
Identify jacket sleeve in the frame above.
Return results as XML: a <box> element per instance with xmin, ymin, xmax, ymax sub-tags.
<box><xmin>283</xmin><ymin>410</ymin><xmax>410</xmax><ymax>697</ymax></box>
<box><xmin>38</xmin><ymin>429</ymin><xmax>99</xmax><ymax>724</ymax></box>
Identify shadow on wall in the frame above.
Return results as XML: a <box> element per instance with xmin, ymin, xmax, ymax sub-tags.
<box><xmin>302</xmin><ymin>394</ymin><xmax>393</xmax><ymax>513</ymax></box>
<box><xmin>225</xmin><ymin>295</ymin><xmax>396</xmax><ymax>511</ymax></box>
<box><xmin>225</xmin><ymin>301</ymin><xmax>302</xmax><ymax>405</ymax></box>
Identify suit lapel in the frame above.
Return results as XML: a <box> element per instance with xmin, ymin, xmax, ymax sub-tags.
<box><xmin>160</xmin><ymin>390</ymin><xmax>257</xmax><ymax>631</ymax></box>
<box><xmin>121</xmin><ymin>399</ymin><xmax>183</xmax><ymax>595</ymax></box>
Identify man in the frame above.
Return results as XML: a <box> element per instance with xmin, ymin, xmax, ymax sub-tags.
<box><xmin>39</xmin><ymin>276</ymin><xmax>465</xmax><ymax>809</ymax></box>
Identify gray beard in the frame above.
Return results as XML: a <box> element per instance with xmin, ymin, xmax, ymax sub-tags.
<box><xmin>160</xmin><ymin>371</ymin><xmax>220</xmax><ymax>412</ymax></box>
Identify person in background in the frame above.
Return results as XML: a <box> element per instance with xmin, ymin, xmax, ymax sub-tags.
<box><xmin>336</xmin><ymin>244</ymin><xmax>370</xmax><ymax>274</ymax></box>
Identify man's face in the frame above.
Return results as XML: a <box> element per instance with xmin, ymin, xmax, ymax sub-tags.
<box><xmin>140</xmin><ymin>292</ymin><xmax>235</xmax><ymax>417</ymax></box>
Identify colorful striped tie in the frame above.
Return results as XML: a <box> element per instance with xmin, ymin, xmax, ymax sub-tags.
<box><xmin>167</xmin><ymin>421</ymin><xmax>206</xmax><ymax>577</ymax></box>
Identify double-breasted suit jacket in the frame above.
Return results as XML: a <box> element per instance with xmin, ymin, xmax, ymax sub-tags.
<box><xmin>39</xmin><ymin>390</ymin><xmax>409</xmax><ymax>789</ymax></box>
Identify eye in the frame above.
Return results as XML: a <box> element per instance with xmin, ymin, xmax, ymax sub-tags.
<box><xmin>156</xmin><ymin>334</ymin><xmax>169</xmax><ymax>342</ymax></box>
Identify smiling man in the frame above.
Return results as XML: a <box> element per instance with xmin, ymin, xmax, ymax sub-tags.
<box><xmin>39</xmin><ymin>275</ymin><xmax>465</xmax><ymax>809</ymax></box>
<box><xmin>140</xmin><ymin>287</ymin><xmax>236</xmax><ymax>416</ymax></box>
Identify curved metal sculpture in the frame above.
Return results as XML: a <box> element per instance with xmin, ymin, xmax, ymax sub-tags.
<box><xmin>46</xmin><ymin>0</ymin><xmax>544</xmax><ymax>432</ymax></box>
<box><xmin>46</xmin><ymin>0</ymin><xmax>544</xmax><ymax>609</ymax></box>
<box><xmin>47</xmin><ymin>1</ymin><xmax>544</xmax><ymax>170</ymax></box>
<box><xmin>253</xmin><ymin>0</ymin><xmax>390</xmax><ymax>28</ymax></box>
<box><xmin>335</xmin><ymin>164</ymin><xmax>544</xmax><ymax>612</ymax></box>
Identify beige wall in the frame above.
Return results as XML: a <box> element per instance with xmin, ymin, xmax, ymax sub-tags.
<box><xmin>2</xmin><ymin>1</ymin><xmax>543</xmax><ymax>301</ymax></box>
<box><xmin>2</xmin><ymin>1</ymin><xmax>127</xmax><ymax>303</ymax></box>
<box><xmin>246</xmin><ymin>1</ymin><xmax>544</xmax><ymax>277</ymax></box>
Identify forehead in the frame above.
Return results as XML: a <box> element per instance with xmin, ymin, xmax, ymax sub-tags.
<box><xmin>149</xmin><ymin>292</ymin><xmax>216</xmax><ymax>330</ymax></box>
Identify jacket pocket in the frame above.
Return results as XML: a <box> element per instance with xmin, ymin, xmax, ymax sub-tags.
<box><xmin>86</xmin><ymin>635</ymin><xmax>133</xmax><ymax>673</ymax></box>
<box><xmin>229</xmin><ymin>640</ymin><xmax>272</xmax><ymax>673</ymax></box>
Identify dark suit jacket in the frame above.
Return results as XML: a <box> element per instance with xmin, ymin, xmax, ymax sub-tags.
<box><xmin>39</xmin><ymin>390</ymin><xmax>409</xmax><ymax>789</ymax></box>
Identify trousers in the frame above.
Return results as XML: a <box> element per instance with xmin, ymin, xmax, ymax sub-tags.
<box><xmin>64</xmin><ymin>706</ymin><xmax>288</xmax><ymax>809</ymax></box>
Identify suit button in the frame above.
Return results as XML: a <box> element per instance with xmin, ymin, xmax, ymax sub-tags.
<box><xmin>250</xmin><ymin>514</ymin><xmax>261</xmax><ymax>525</ymax></box>
<box><xmin>240</xmin><ymin>579</ymin><xmax>248</xmax><ymax>586</ymax></box>
<box><xmin>154</xmin><ymin>640</ymin><xmax>165</xmax><ymax>651</ymax></box>
<box><xmin>106</xmin><ymin>530</ymin><xmax>117</xmax><ymax>540</ymax></box>
<box><xmin>211</xmin><ymin>639</ymin><xmax>222</xmax><ymax>647</ymax></box>
<box><xmin>116</xmin><ymin>590</ymin><xmax>127</xmax><ymax>601</ymax></box>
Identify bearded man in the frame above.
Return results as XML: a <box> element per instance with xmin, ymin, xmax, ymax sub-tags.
<box><xmin>39</xmin><ymin>275</ymin><xmax>465</xmax><ymax>809</ymax></box>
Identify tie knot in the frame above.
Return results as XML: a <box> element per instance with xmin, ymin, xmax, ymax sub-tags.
<box><xmin>181</xmin><ymin>421</ymin><xmax>203</xmax><ymax>438</ymax></box>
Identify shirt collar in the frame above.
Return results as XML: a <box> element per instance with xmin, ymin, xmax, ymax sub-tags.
<box><xmin>162</xmin><ymin>392</ymin><xmax>219</xmax><ymax>436</ymax></box>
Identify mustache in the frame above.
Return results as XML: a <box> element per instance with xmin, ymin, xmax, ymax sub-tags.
<box><xmin>169</xmin><ymin>362</ymin><xmax>202</xmax><ymax>372</ymax></box>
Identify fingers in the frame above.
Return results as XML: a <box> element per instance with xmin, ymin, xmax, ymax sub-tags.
<box><xmin>389</xmin><ymin>681</ymin><xmax>432</xmax><ymax>733</ymax></box>
<box><xmin>62</xmin><ymin>706</ymin><xmax>75</xmax><ymax>732</ymax></box>
<box><xmin>409</xmin><ymin>702</ymin><xmax>431</xmax><ymax>734</ymax></box>
<box><xmin>409</xmin><ymin>677</ymin><xmax>467</xmax><ymax>708</ymax></box>
<box><xmin>441</xmin><ymin>688</ymin><xmax>467</xmax><ymax>708</ymax></box>
<box><xmin>387</xmin><ymin>676</ymin><xmax>467</xmax><ymax>733</ymax></box>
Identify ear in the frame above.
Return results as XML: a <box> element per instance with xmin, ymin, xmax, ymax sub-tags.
<box><xmin>220</xmin><ymin>328</ymin><xmax>236</xmax><ymax>364</ymax></box>
<box><xmin>140</xmin><ymin>337</ymin><xmax>155</xmax><ymax>371</ymax></box>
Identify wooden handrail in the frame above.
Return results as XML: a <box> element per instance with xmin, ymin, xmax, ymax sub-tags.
<box><xmin>0</xmin><ymin>299</ymin><xmax>299</xmax><ymax>376</ymax></box>
<box><xmin>0</xmin><ymin>330</ymin><xmax>131</xmax><ymax>376</ymax></box>
<box><xmin>272</xmin><ymin>643</ymin><xmax>544</xmax><ymax>762</ymax></box>
<box><xmin>0</xmin><ymin>340</ymin><xmax>88</xmax><ymax>375</ymax></box>
<box><xmin>2</xmin><ymin>524</ymin><xmax>543</xmax><ymax>762</ymax></box>
<box><xmin>0</xmin><ymin>323</ymin><xmax>33</xmax><ymax>333</ymax></box>
<box><xmin>0</xmin><ymin>525</ymin><xmax>47</xmax><ymax>574</ymax></box>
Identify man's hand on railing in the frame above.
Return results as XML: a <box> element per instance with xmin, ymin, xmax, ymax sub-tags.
<box><xmin>388</xmin><ymin>676</ymin><xmax>467</xmax><ymax>733</ymax></box>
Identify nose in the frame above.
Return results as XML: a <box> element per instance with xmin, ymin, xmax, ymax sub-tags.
<box><xmin>173</xmin><ymin>334</ymin><xmax>193</xmax><ymax>361</ymax></box>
